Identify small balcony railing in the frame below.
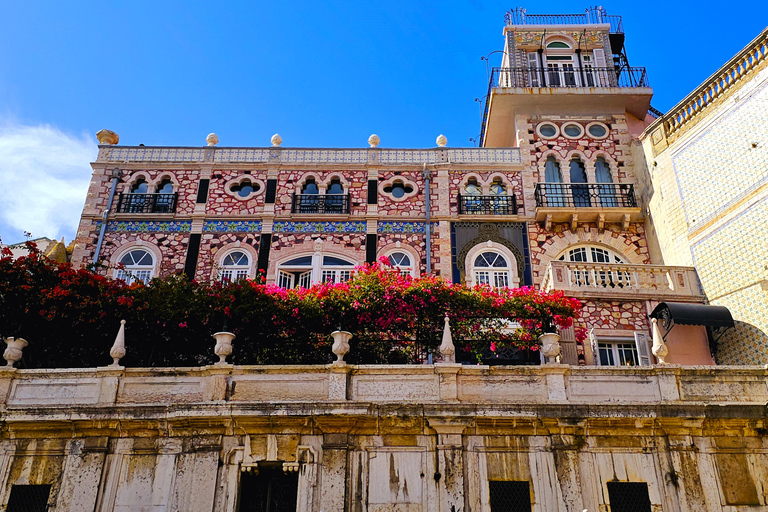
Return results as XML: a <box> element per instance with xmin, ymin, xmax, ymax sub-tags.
<box><xmin>505</xmin><ymin>7</ymin><xmax>624</xmax><ymax>34</ymax></box>
<box><xmin>291</xmin><ymin>194</ymin><xmax>351</xmax><ymax>214</ymax></box>
<box><xmin>534</xmin><ymin>183</ymin><xmax>636</xmax><ymax>208</ymax></box>
<box><xmin>458</xmin><ymin>194</ymin><xmax>518</xmax><ymax>215</ymax></box>
<box><xmin>116</xmin><ymin>193</ymin><xmax>178</xmax><ymax>214</ymax></box>
<box><xmin>492</xmin><ymin>66</ymin><xmax>649</xmax><ymax>89</ymax></box>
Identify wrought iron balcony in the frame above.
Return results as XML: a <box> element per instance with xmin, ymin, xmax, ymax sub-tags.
<box><xmin>458</xmin><ymin>194</ymin><xmax>518</xmax><ymax>215</ymax></box>
<box><xmin>116</xmin><ymin>193</ymin><xmax>178</xmax><ymax>214</ymax></box>
<box><xmin>292</xmin><ymin>194</ymin><xmax>351</xmax><ymax>214</ymax></box>
<box><xmin>491</xmin><ymin>66</ymin><xmax>648</xmax><ymax>90</ymax></box>
<box><xmin>541</xmin><ymin>261</ymin><xmax>705</xmax><ymax>302</ymax></box>
<box><xmin>534</xmin><ymin>183</ymin><xmax>637</xmax><ymax>208</ymax></box>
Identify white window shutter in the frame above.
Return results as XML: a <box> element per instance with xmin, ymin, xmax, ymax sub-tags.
<box><xmin>634</xmin><ymin>332</ymin><xmax>652</xmax><ymax>366</ymax></box>
<box><xmin>592</xmin><ymin>48</ymin><xmax>608</xmax><ymax>86</ymax></box>
<box><xmin>592</xmin><ymin>48</ymin><xmax>607</xmax><ymax>67</ymax></box>
<box><xmin>589</xmin><ymin>328</ymin><xmax>600</xmax><ymax>366</ymax></box>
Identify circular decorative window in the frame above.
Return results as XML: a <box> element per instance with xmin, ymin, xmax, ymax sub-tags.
<box><xmin>384</xmin><ymin>181</ymin><xmax>413</xmax><ymax>199</ymax></box>
<box><xmin>224</xmin><ymin>176</ymin><xmax>265</xmax><ymax>201</ymax></box>
<box><xmin>586</xmin><ymin>122</ymin><xmax>609</xmax><ymax>139</ymax></box>
<box><xmin>561</xmin><ymin>123</ymin><xmax>584</xmax><ymax>139</ymax></box>
<box><xmin>536</xmin><ymin>123</ymin><xmax>559</xmax><ymax>139</ymax></box>
<box><xmin>232</xmin><ymin>180</ymin><xmax>258</xmax><ymax>198</ymax></box>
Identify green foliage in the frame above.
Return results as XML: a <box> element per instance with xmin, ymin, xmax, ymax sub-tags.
<box><xmin>0</xmin><ymin>246</ymin><xmax>582</xmax><ymax>368</ymax></box>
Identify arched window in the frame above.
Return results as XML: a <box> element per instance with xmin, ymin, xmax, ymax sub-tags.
<box><xmin>595</xmin><ymin>157</ymin><xmax>617</xmax><ymax>207</ymax></box>
<box><xmin>558</xmin><ymin>246</ymin><xmax>630</xmax><ymax>287</ymax></box>
<box><xmin>545</xmin><ymin>156</ymin><xmax>562</xmax><ymax>183</ymax></box>
<box><xmin>569</xmin><ymin>157</ymin><xmax>590</xmax><ymax>207</ymax></box>
<box><xmin>544</xmin><ymin>156</ymin><xmax>565</xmax><ymax>207</ymax></box>
<box><xmin>327</xmin><ymin>179</ymin><xmax>344</xmax><ymax>194</ymax></box>
<box><xmin>115</xmin><ymin>249</ymin><xmax>155</xmax><ymax>285</ymax></box>
<box><xmin>277</xmin><ymin>254</ymin><xmax>356</xmax><ymax>289</ymax></box>
<box><xmin>156</xmin><ymin>179</ymin><xmax>174</xmax><ymax>194</ymax></box>
<box><xmin>153</xmin><ymin>178</ymin><xmax>175</xmax><ymax>213</ymax></box>
<box><xmin>465</xmin><ymin>179</ymin><xmax>481</xmax><ymax>195</ymax></box>
<box><xmin>131</xmin><ymin>179</ymin><xmax>148</xmax><ymax>193</ymax></box>
<box><xmin>302</xmin><ymin>179</ymin><xmax>319</xmax><ymax>194</ymax></box>
<box><xmin>489</xmin><ymin>179</ymin><xmax>506</xmax><ymax>195</ymax></box>
<box><xmin>388</xmin><ymin>251</ymin><xmax>415</xmax><ymax>277</ymax></box>
<box><xmin>219</xmin><ymin>250</ymin><xmax>250</xmax><ymax>282</ymax></box>
<box><xmin>472</xmin><ymin>251</ymin><xmax>513</xmax><ymax>288</ymax></box>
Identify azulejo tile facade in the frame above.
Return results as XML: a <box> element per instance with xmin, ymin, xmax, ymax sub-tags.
<box><xmin>203</xmin><ymin>220</ymin><xmax>262</xmax><ymax>233</ymax></box>
<box><xmin>272</xmin><ymin>221</ymin><xmax>366</xmax><ymax>233</ymax></box>
<box><xmin>94</xmin><ymin>220</ymin><xmax>192</xmax><ymax>232</ymax></box>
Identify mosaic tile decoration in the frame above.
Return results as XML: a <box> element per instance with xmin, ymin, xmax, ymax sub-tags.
<box><xmin>692</xmin><ymin>197</ymin><xmax>768</xmax><ymax>365</ymax></box>
<box><xmin>272</xmin><ymin>221</ymin><xmax>366</xmax><ymax>233</ymax></box>
<box><xmin>377</xmin><ymin>221</ymin><xmax>438</xmax><ymax>234</ymax></box>
<box><xmin>204</xmin><ymin>221</ymin><xmax>262</xmax><ymax>233</ymax></box>
<box><xmin>671</xmin><ymin>84</ymin><xmax>768</xmax><ymax>233</ymax></box>
<box><xmin>94</xmin><ymin>220</ymin><xmax>192</xmax><ymax>232</ymax></box>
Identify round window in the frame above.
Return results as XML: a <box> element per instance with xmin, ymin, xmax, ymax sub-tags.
<box><xmin>538</xmin><ymin>123</ymin><xmax>558</xmax><ymax>138</ymax></box>
<box><xmin>587</xmin><ymin>123</ymin><xmax>608</xmax><ymax>138</ymax></box>
<box><xmin>562</xmin><ymin>123</ymin><xmax>584</xmax><ymax>138</ymax></box>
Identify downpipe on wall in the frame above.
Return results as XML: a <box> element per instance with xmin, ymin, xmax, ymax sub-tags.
<box><xmin>93</xmin><ymin>168</ymin><xmax>123</xmax><ymax>264</ymax></box>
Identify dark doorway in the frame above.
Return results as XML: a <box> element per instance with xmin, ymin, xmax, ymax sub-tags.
<box><xmin>238</xmin><ymin>464</ymin><xmax>299</xmax><ymax>512</ymax></box>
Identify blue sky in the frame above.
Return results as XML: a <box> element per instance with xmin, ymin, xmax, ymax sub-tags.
<box><xmin>0</xmin><ymin>1</ymin><xmax>765</xmax><ymax>244</ymax></box>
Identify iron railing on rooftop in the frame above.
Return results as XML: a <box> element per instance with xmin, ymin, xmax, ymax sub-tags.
<box><xmin>534</xmin><ymin>183</ymin><xmax>637</xmax><ymax>208</ymax></box>
<box><xmin>492</xmin><ymin>66</ymin><xmax>648</xmax><ymax>89</ymax></box>
<box><xmin>505</xmin><ymin>6</ymin><xmax>623</xmax><ymax>33</ymax></box>
<box><xmin>116</xmin><ymin>193</ymin><xmax>178</xmax><ymax>214</ymax></box>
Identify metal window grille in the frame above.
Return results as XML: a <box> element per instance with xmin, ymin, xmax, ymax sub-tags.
<box><xmin>489</xmin><ymin>480</ymin><xmax>532</xmax><ymax>511</ymax></box>
<box><xmin>116</xmin><ymin>193</ymin><xmax>178</xmax><ymax>213</ymax></box>
<box><xmin>606</xmin><ymin>482</ymin><xmax>652</xmax><ymax>512</ymax></box>
<box><xmin>7</xmin><ymin>485</ymin><xmax>51</xmax><ymax>512</ymax></box>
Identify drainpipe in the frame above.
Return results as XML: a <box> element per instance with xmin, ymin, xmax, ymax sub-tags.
<box><xmin>93</xmin><ymin>167</ymin><xmax>123</xmax><ymax>264</ymax></box>
<box><xmin>537</xmin><ymin>29</ymin><xmax>547</xmax><ymax>86</ymax></box>
<box><xmin>422</xmin><ymin>163</ymin><xmax>432</xmax><ymax>275</ymax></box>
<box><xmin>576</xmin><ymin>29</ymin><xmax>587</xmax><ymax>86</ymax></box>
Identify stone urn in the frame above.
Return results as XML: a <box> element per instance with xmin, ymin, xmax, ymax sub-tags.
<box><xmin>213</xmin><ymin>332</ymin><xmax>236</xmax><ymax>365</ymax></box>
<box><xmin>331</xmin><ymin>330</ymin><xmax>352</xmax><ymax>365</ymax></box>
<box><xmin>538</xmin><ymin>332</ymin><xmax>561</xmax><ymax>364</ymax></box>
<box><xmin>3</xmin><ymin>337</ymin><xmax>28</xmax><ymax>368</ymax></box>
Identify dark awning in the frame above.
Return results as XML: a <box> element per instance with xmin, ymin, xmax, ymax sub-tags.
<box><xmin>650</xmin><ymin>302</ymin><xmax>735</xmax><ymax>328</ymax></box>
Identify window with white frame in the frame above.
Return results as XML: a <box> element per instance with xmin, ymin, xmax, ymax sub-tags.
<box><xmin>558</xmin><ymin>245</ymin><xmax>631</xmax><ymax>287</ymax></box>
<box><xmin>277</xmin><ymin>254</ymin><xmax>355</xmax><ymax>289</ymax></box>
<box><xmin>591</xmin><ymin>332</ymin><xmax>651</xmax><ymax>366</ymax></box>
<box><xmin>115</xmin><ymin>249</ymin><xmax>155</xmax><ymax>285</ymax></box>
<box><xmin>219</xmin><ymin>250</ymin><xmax>250</xmax><ymax>282</ymax></box>
<box><xmin>472</xmin><ymin>251</ymin><xmax>513</xmax><ymax>288</ymax></box>
<box><xmin>387</xmin><ymin>251</ymin><xmax>415</xmax><ymax>277</ymax></box>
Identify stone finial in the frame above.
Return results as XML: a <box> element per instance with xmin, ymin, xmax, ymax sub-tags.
<box><xmin>271</xmin><ymin>133</ymin><xmax>282</xmax><ymax>147</ymax></box>
<box><xmin>439</xmin><ymin>315</ymin><xmax>455</xmax><ymax>363</ymax></box>
<box><xmin>651</xmin><ymin>318</ymin><xmax>668</xmax><ymax>364</ymax></box>
<box><xmin>96</xmin><ymin>129</ymin><xmax>119</xmax><ymax>145</ymax></box>
<box><xmin>213</xmin><ymin>331</ymin><xmax>236</xmax><ymax>365</ymax></box>
<box><xmin>3</xmin><ymin>337</ymin><xmax>28</xmax><ymax>368</ymax></box>
<box><xmin>110</xmin><ymin>320</ymin><xmax>126</xmax><ymax>367</ymax></box>
<box><xmin>331</xmin><ymin>330</ymin><xmax>352</xmax><ymax>365</ymax></box>
<box><xmin>368</xmin><ymin>134</ymin><xmax>380</xmax><ymax>148</ymax></box>
<box><xmin>206</xmin><ymin>133</ymin><xmax>219</xmax><ymax>146</ymax></box>
<box><xmin>436</xmin><ymin>134</ymin><xmax>447</xmax><ymax>147</ymax></box>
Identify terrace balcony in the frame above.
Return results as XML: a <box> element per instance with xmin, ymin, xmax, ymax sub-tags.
<box><xmin>291</xmin><ymin>194</ymin><xmax>351</xmax><ymax>215</ymax></box>
<box><xmin>457</xmin><ymin>194</ymin><xmax>518</xmax><ymax>216</ymax></box>
<box><xmin>541</xmin><ymin>260</ymin><xmax>705</xmax><ymax>302</ymax></box>
<box><xmin>115</xmin><ymin>193</ymin><xmax>178</xmax><ymax>214</ymax></box>
<box><xmin>533</xmin><ymin>183</ymin><xmax>641</xmax><ymax>229</ymax></box>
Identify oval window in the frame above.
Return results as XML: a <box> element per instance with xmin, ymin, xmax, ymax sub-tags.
<box><xmin>538</xmin><ymin>123</ymin><xmax>558</xmax><ymax>138</ymax></box>
<box><xmin>588</xmin><ymin>123</ymin><xmax>608</xmax><ymax>138</ymax></box>
<box><xmin>562</xmin><ymin>123</ymin><xmax>584</xmax><ymax>138</ymax></box>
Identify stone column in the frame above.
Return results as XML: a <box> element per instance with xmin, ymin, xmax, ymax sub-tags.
<box><xmin>319</xmin><ymin>433</ymin><xmax>349</xmax><ymax>512</ymax></box>
<box><xmin>428</xmin><ymin>418</ymin><xmax>471</xmax><ymax>512</ymax></box>
<box><xmin>55</xmin><ymin>438</ymin><xmax>109</xmax><ymax>512</ymax></box>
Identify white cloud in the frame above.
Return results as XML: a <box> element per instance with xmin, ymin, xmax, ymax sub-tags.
<box><xmin>0</xmin><ymin>120</ymin><xmax>97</xmax><ymax>244</ymax></box>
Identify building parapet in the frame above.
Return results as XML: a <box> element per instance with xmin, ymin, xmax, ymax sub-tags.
<box><xmin>505</xmin><ymin>6</ymin><xmax>623</xmax><ymax>33</ymax></box>
<box><xmin>0</xmin><ymin>364</ymin><xmax>765</xmax><ymax>408</ymax></box>
<box><xmin>96</xmin><ymin>146</ymin><xmax>522</xmax><ymax>165</ymax></box>
<box><xmin>541</xmin><ymin>261</ymin><xmax>705</xmax><ymax>301</ymax></box>
<box><xmin>645</xmin><ymin>27</ymin><xmax>768</xmax><ymax>153</ymax></box>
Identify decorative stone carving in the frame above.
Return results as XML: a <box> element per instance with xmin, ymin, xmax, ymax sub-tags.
<box><xmin>368</xmin><ymin>134</ymin><xmax>380</xmax><ymax>147</ymax></box>
<box><xmin>3</xmin><ymin>337</ymin><xmax>28</xmax><ymax>368</ymax></box>
<box><xmin>110</xmin><ymin>320</ymin><xmax>126</xmax><ymax>367</ymax></box>
<box><xmin>331</xmin><ymin>330</ymin><xmax>352</xmax><ymax>365</ymax></box>
<box><xmin>539</xmin><ymin>332</ymin><xmax>561</xmax><ymax>364</ymax></box>
<box><xmin>439</xmin><ymin>315</ymin><xmax>456</xmax><ymax>363</ymax></box>
<box><xmin>206</xmin><ymin>133</ymin><xmax>219</xmax><ymax>146</ymax></box>
<box><xmin>651</xmin><ymin>318</ymin><xmax>668</xmax><ymax>364</ymax></box>
<box><xmin>271</xmin><ymin>133</ymin><xmax>282</xmax><ymax>146</ymax></box>
<box><xmin>96</xmin><ymin>129</ymin><xmax>119</xmax><ymax>145</ymax></box>
<box><xmin>436</xmin><ymin>134</ymin><xmax>447</xmax><ymax>147</ymax></box>
<box><xmin>213</xmin><ymin>331</ymin><xmax>236</xmax><ymax>365</ymax></box>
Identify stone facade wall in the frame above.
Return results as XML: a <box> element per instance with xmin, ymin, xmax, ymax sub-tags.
<box><xmin>578</xmin><ymin>299</ymin><xmax>649</xmax><ymax>332</ymax></box>
<box><xmin>206</xmin><ymin>169</ymin><xmax>266</xmax><ymax>216</ymax></box>
<box><xmin>377</xmin><ymin>171</ymin><xmax>425</xmax><ymax>217</ymax></box>
<box><xmin>273</xmin><ymin>169</ymin><xmax>368</xmax><ymax>216</ymax></box>
<box><xmin>99</xmin><ymin>232</ymin><xmax>190</xmax><ymax>277</ymax></box>
<box><xmin>120</xmin><ymin>168</ymin><xmax>201</xmax><ymax>216</ymax></box>
<box><xmin>197</xmin><ymin>233</ymin><xmax>261</xmax><ymax>282</ymax></box>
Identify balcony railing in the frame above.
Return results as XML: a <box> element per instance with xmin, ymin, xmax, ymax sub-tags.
<box><xmin>458</xmin><ymin>194</ymin><xmax>518</xmax><ymax>215</ymax></box>
<box><xmin>505</xmin><ymin>7</ymin><xmax>623</xmax><ymax>33</ymax></box>
<box><xmin>534</xmin><ymin>183</ymin><xmax>637</xmax><ymax>208</ymax></box>
<box><xmin>491</xmin><ymin>66</ymin><xmax>649</xmax><ymax>90</ymax></box>
<box><xmin>292</xmin><ymin>194</ymin><xmax>351</xmax><ymax>214</ymax></box>
<box><xmin>116</xmin><ymin>193</ymin><xmax>178</xmax><ymax>214</ymax></box>
<box><xmin>541</xmin><ymin>261</ymin><xmax>705</xmax><ymax>301</ymax></box>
